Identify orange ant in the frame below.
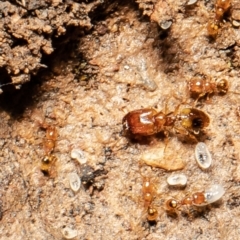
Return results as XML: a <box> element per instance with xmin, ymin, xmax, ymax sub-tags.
<box><xmin>188</xmin><ymin>77</ymin><xmax>240</xmax><ymax>103</ymax></box>
<box><xmin>188</xmin><ymin>78</ymin><xmax>229</xmax><ymax>102</ymax></box>
<box><xmin>166</xmin><ymin>192</ymin><xmax>206</xmax><ymax>211</ymax></box>
<box><xmin>165</xmin><ymin>184</ymin><xmax>225</xmax><ymax>218</ymax></box>
<box><xmin>40</xmin><ymin>125</ymin><xmax>58</xmax><ymax>176</ymax></box>
<box><xmin>122</xmin><ymin>103</ymin><xmax>210</xmax><ymax>140</ymax></box>
<box><xmin>42</xmin><ymin>126</ymin><xmax>58</xmax><ymax>155</ymax></box>
<box><xmin>207</xmin><ymin>0</ymin><xmax>231</xmax><ymax>38</ymax></box>
<box><xmin>140</xmin><ymin>174</ymin><xmax>160</xmax><ymax>221</ymax></box>
<box><xmin>165</xmin><ymin>192</ymin><xmax>207</xmax><ymax>218</ymax></box>
<box><xmin>142</xmin><ymin>177</ymin><xmax>157</xmax><ymax>208</ymax></box>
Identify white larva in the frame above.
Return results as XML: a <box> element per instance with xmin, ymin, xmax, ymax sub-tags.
<box><xmin>204</xmin><ymin>184</ymin><xmax>225</xmax><ymax>204</ymax></box>
<box><xmin>186</xmin><ymin>0</ymin><xmax>198</xmax><ymax>5</ymax></box>
<box><xmin>167</xmin><ymin>174</ymin><xmax>187</xmax><ymax>187</ymax></box>
<box><xmin>195</xmin><ymin>142</ymin><xmax>212</xmax><ymax>169</ymax></box>
<box><xmin>69</xmin><ymin>173</ymin><xmax>81</xmax><ymax>192</ymax></box>
<box><xmin>160</xmin><ymin>20</ymin><xmax>172</xmax><ymax>30</ymax></box>
<box><xmin>193</xmin><ymin>184</ymin><xmax>225</xmax><ymax>206</ymax></box>
<box><xmin>61</xmin><ymin>227</ymin><xmax>78</xmax><ymax>239</ymax></box>
<box><xmin>71</xmin><ymin>148</ymin><xmax>87</xmax><ymax>164</ymax></box>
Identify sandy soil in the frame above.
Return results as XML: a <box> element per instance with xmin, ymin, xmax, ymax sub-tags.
<box><xmin>0</xmin><ymin>0</ymin><xmax>240</xmax><ymax>239</ymax></box>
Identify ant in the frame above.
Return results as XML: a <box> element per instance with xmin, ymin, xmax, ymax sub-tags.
<box><xmin>122</xmin><ymin>103</ymin><xmax>210</xmax><ymax>140</ymax></box>
<box><xmin>142</xmin><ymin>177</ymin><xmax>157</xmax><ymax>208</ymax></box>
<box><xmin>165</xmin><ymin>192</ymin><xmax>207</xmax><ymax>219</ymax></box>
<box><xmin>188</xmin><ymin>77</ymin><xmax>240</xmax><ymax>104</ymax></box>
<box><xmin>188</xmin><ymin>78</ymin><xmax>229</xmax><ymax>102</ymax></box>
<box><xmin>207</xmin><ymin>0</ymin><xmax>231</xmax><ymax>38</ymax></box>
<box><xmin>40</xmin><ymin>125</ymin><xmax>58</xmax><ymax>176</ymax></box>
<box><xmin>140</xmin><ymin>174</ymin><xmax>160</xmax><ymax>222</ymax></box>
<box><xmin>165</xmin><ymin>192</ymin><xmax>205</xmax><ymax>213</ymax></box>
<box><xmin>165</xmin><ymin>184</ymin><xmax>225</xmax><ymax>218</ymax></box>
<box><xmin>42</xmin><ymin>126</ymin><xmax>58</xmax><ymax>155</ymax></box>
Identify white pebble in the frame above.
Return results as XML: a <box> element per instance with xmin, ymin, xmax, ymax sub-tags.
<box><xmin>167</xmin><ymin>174</ymin><xmax>187</xmax><ymax>187</ymax></box>
<box><xmin>69</xmin><ymin>173</ymin><xmax>81</xmax><ymax>192</ymax></box>
<box><xmin>71</xmin><ymin>148</ymin><xmax>87</xmax><ymax>164</ymax></box>
<box><xmin>195</xmin><ymin>142</ymin><xmax>212</xmax><ymax>170</ymax></box>
<box><xmin>61</xmin><ymin>227</ymin><xmax>78</xmax><ymax>239</ymax></box>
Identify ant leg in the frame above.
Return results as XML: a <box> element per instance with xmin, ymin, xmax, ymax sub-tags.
<box><xmin>193</xmin><ymin>93</ymin><xmax>206</xmax><ymax>107</ymax></box>
<box><xmin>163</xmin><ymin>131</ymin><xmax>170</xmax><ymax>153</ymax></box>
<box><xmin>174</xmin><ymin>127</ymin><xmax>198</xmax><ymax>143</ymax></box>
<box><xmin>205</xmin><ymin>92</ymin><xmax>214</xmax><ymax>104</ymax></box>
<box><xmin>184</xmin><ymin>131</ymin><xmax>198</xmax><ymax>143</ymax></box>
<box><xmin>173</xmin><ymin>126</ymin><xmax>188</xmax><ymax>136</ymax></box>
<box><xmin>173</xmin><ymin>102</ymin><xmax>185</xmax><ymax>115</ymax></box>
<box><xmin>193</xmin><ymin>97</ymin><xmax>200</xmax><ymax>107</ymax></box>
<box><xmin>182</xmin><ymin>207</ymin><xmax>194</xmax><ymax>220</ymax></box>
<box><xmin>229</xmin><ymin>90</ymin><xmax>240</xmax><ymax>95</ymax></box>
<box><xmin>163</xmin><ymin>97</ymin><xmax>171</xmax><ymax>115</ymax></box>
<box><xmin>165</xmin><ymin>207</ymin><xmax>180</xmax><ymax>219</ymax></box>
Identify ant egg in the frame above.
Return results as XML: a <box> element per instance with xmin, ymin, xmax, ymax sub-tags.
<box><xmin>61</xmin><ymin>227</ymin><xmax>78</xmax><ymax>239</ymax></box>
<box><xmin>195</xmin><ymin>142</ymin><xmax>212</xmax><ymax>170</ymax></box>
<box><xmin>167</xmin><ymin>174</ymin><xmax>187</xmax><ymax>187</ymax></box>
<box><xmin>71</xmin><ymin>149</ymin><xmax>87</xmax><ymax>164</ymax></box>
<box><xmin>204</xmin><ymin>184</ymin><xmax>225</xmax><ymax>205</ymax></box>
<box><xmin>69</xmin><ymin>173</ymin><xmax>81</xmax><ymax>192</ymax></box>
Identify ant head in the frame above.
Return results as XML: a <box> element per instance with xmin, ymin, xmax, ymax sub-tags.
<box><xmin>216</xmin><ymin>79</ymin><xmax>228</xmax><ymax>94</ymax></box>
<box><xmin>180</xmin><ymin>108</ymin><xmax>210</xmax><ymax>133</ymax></box>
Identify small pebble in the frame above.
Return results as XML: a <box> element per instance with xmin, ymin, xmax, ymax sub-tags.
<box><xmin>167</xmin><ymin>174</ymin><xmax>187</xmax><ymax>187</ymax></box>
<box><xmin>71</xmin><ymin>148</ymin><xmax>87</xmax><ymax>164</ymax></box>
<box><xmin>61</xmin><ymin>227</ymin><xmax>78</xmax><ymax>239</ymax></box>
<box><xmin>195</xmin><ymin>142</ymin><xmax>212</xmax><ymax>170</ymax></box>
<box><xmin>69</xmin><ymin>173</ymin><xmax>81</xmax><ymax>192</ymax></box>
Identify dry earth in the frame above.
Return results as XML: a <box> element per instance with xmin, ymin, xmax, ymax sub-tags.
<box><xmin>0</xmin><ymin>0</ymin><xmax>240</xmax><ymax>239</ymax></box>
